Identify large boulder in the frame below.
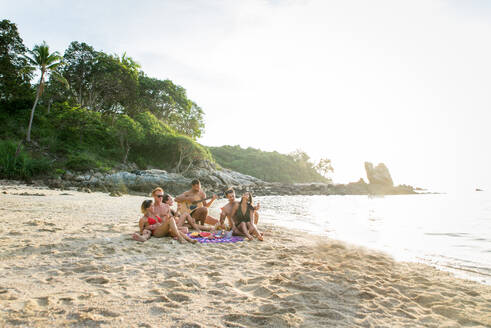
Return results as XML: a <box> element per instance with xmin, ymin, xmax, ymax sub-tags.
<box><xmin>364</xmin><ymin>162</ymin><xmax>393</xmax><ymax>186</ymax></box>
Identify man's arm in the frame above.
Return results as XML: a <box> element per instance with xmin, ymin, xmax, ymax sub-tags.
<box><xmin>203</xmin><ymin>191</ymin><xmax>217</xmax><ymax>207</ymax></box>
<box><xmin>220</xmin><ymin>208</ymin><xmax>227</xmax><ymax>225</ymax></box>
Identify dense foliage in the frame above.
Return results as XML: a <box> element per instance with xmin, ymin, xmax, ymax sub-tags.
<box><xmin>209</xmin><ymin>146</ymin><xmax>331</xmax><ymax>184</ymax></box>
<box><xmin>0</xmin><ymin>20</ymin><xmax>33</xmax><ymax>112</ymax></box>
<box><xmin>0</xmin><ymin>19</ymin><xmax>331</xmax><ymax>184</ymax></box>
<box><xmin>0</xmin><ymin>19</ymin><xmax>210</xmax><ymax>178</ymax></box>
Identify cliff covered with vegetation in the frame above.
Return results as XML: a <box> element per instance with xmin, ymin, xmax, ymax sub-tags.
<box><xmin>209</xmin><ymin>145</ymin><xmax>332</xmax><ymax>184</ymax></box>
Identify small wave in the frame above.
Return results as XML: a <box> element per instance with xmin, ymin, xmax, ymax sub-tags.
<box><xmin>424</xmin><ymin>232</ymin><xmax>470</xmax><ymax>237</ymax></box>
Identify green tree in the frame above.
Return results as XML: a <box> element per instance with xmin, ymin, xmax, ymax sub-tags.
<box><xmin>62</xmin><ymin>41</ymin><xmax>99</xmax><ymax>107</ymax></box>
<box><xmin>114</xmin><ymin>114</ymin><xmax>143</xmax><ymax>163</ymax></box>
<box><xmin>25</xmin><ymin>41</ymin><xmax>63</xmax><ymax>142</ymax></box>
<box><xmin>314</xmin><ymin>158</ymin><xmax>334</xmax><ymax>181</ymax></box>
<box><xmin>137</xmin><ymin>75</ymin><xmax>205</xmax><ymax>138</ymax></box>
<box><xmin>0</xmin><ymin>20</ymin><xmax>33</xmax><ymax>109</ymax></box>
<box><xmin>289</xmin><ymin>149</ymin><xmax>311</xmax><ymax>164</ymax></box>
<box><xmin>42</xmin><ymin>75</ymin><xmax>70</xmax><ymax>113</ymax></box>
<box><xmin>91</xmin><ymin>52</ymin><xmax>139</xmax><ymax>114</ymax></box>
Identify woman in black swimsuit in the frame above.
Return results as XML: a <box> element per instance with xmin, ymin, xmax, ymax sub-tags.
<box><xmin>232</xmin><ymin>192</ymin><xmax>263</xmax><ymax>241</ymax></box>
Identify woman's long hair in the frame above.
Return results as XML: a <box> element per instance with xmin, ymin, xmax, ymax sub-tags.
<box><xmin>241</xmin><ymin>192</ymin><xmax>253</xmax><ymax>208</ymax></box>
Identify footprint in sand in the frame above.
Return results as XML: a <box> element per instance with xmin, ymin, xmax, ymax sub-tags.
<box><xmin>86</xmin><ymin>276</ymin><xmax>110</xmax><ymax>284</ymax></box>
<box><xmin>150</xmin><ymin>306</ymin><xmax>165</xmax><ymax>315</ymax></box>
<box><xmin>36</xmin><ymin>296</ymin><xmax>50</xmax><ymax>307</ymax></box>
<box><xmin>158</xmin><ymin>279</ymin><xmax>183</xmax><ymax>289</ymax></box>
<box><xmin>222</xmin><ymin>314</ymin><xmax>275</xmax><ymax>327</ymax></box>
<box><xmin>78</xmin><ymin>293</ymin><xmax>95</xmax><ymax>300</ymax></box>
<box><xmin>207</xmin><ymin>289</ymin><xmax>226</xmax><ymax>296</ymax></box>
<box><xmin>167</xmin><ymin>292</ymin><xmax>191</xmax><ymax>303</ymax></box>
<box><xmin>98</xmin><ymin>309</ymin><xmax>120</xmax><ymax>318</ymax></box>
<box><xmin>312</xmin><ymin>310</ymin><xmax>345</xmax><ymax>320</ymax></box>
<box><xmin>59</xmin><ymin>297</ymin><xmax>74</xmax><ymax>305</ymax></box>
<box><xmin>179</xmin><ymin>323</ymin><xmax>202</xmax><ymax>328</ymax></box>
<box><xmin>0</xmin><ymin>290</ymin><xmax>17</xmax><ymax>300</ymax></box>
<box><xmin>143</xmin><ymin>295</ymin><xmax>172</xmax><ymax>304</ymax></box>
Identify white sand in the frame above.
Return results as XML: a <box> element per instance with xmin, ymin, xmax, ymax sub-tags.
<box><xmin>0</xmin><ymin>182</ymin><xmax>489</xmax><ymax>327</ymax></box>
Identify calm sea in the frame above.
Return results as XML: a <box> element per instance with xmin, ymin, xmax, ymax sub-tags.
<box><xmin>219</xmin><ymin>192</ymin><xmax>491</xmax><ymax>284</ymax></box>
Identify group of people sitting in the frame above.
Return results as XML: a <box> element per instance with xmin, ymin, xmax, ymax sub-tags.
<box><xmin>132</xmin><ymin>179</ymin><xmax>263</xmax><ymax>244</ymax></box>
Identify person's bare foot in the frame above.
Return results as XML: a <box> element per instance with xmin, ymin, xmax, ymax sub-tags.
<box><xmin>177</xmin><ymin>237</ymin><xmax>185</xmax><ymax>244</ymax></box>
<box><xmin>189</xmin><ymin>238</ymin><xmax>197</xmax><ymax>244</ymax></box>
<box><xmin>132</xmin><ymin>233</ymin><xmax>146</xmax><ymax>242</ymax></box>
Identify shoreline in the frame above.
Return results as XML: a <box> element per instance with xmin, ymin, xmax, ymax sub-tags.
<box><xmin>0</xmin><ymin>183</ymin><xmax>489</xmax><ymax>327</ymax></box>
<box><xmin>1</xmin><ymin>173</ymin><xmax>421</xmax><ymax>197</ymax></box>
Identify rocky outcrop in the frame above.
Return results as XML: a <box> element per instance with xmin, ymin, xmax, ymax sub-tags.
<box><xmin>42</xmin><ymin>162</ymin><xmax>417</xmax><ymax>196</ymax></box>
<box><xmin>364</xmin><ymin>162</ymin><xmax>393</xmax><ymax>186</ymax></box>
<box><xmin>363</xmin><ymin>162</ymin><xmax>417</xmax><ymax>195</ymax></box>
<box><xmin>55</xmin><ymin>167</ymin><xmax>265</xmax><ymax>195</ymax></box>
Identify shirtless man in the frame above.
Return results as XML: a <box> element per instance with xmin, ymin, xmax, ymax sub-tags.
<box><xmin>174</xmin><ymin>179</ymin><xmax>218</xmax><ymax>226</ymax></box>
<box><xmin>220</xmin><ymin>188</ymin><xmax>260</xmax><ymax>234</ymax></box>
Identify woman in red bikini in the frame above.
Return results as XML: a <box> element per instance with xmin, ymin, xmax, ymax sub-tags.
<box><xmin>132</xmin><ymin>199</ymin><xmax>196</xmax><ymax>244</ymax></box>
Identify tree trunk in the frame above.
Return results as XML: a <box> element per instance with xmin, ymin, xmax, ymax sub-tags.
<box><xmin>123</xmin><ymin>139</ymin><xmax>130</xmax><ymax>164</ymax></box>
<box><xmin>47</xmin><ymin>99</ymin><xmax>52</xmax><ymax>114</ymax></box>
<box><xmin>26</xmin><ymin>72</ymin><xmax>44</xmax><ymax>142</ymax></box>
<box><xmin>175</xmin><ymin>148</ymin><xmax>184</xmax><ymax>173</ymax></box>
<box><xmin>182</xmin><ymin>159</ymin><xmax>194</xmax><ymax>174</ymax></box>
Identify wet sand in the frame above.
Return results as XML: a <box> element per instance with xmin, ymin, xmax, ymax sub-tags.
<box><xmin>0</xmin><ymin>183</ymin><xmax>489</xmax><ymax>327</ymax></box>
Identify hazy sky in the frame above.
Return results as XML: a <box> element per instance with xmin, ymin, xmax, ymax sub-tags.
<box><xmin>4</xmin><ymin>0</ymin><xmax>491</xmax><ymax>192</ymax></box>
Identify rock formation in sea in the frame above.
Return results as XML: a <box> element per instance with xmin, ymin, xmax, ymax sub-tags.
<box><xmin>364</xmin><ymin>162</ymin><xmax>394</xmax><ymax>186</ymax></box>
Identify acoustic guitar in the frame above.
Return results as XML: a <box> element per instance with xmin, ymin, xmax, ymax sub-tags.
<box><xmin>176</xmin><ymin>192</ymin><xmax>225</xmax><ymax>216</ymax></box>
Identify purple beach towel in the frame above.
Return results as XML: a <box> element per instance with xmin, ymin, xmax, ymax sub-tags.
<box><xmin>187</xmin><ymin>232</ymin><xmax>244</xmax><ymax>244</ymax></box>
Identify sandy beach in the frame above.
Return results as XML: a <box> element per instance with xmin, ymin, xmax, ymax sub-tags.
<box><xmin>0</xmin><ymin>183</ymin><xmax>489</xmax><ymax>327</ymax></box>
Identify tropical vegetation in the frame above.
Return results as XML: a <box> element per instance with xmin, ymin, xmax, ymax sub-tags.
<box><xmin>0</xmin><ymin>19</ymin><xmax>331</xmax><ymax>184</ymax></box>
<box><xmin>209</xmin><ymin>146</ymin><xmax>333</xmax><ymax>183</ymax></box>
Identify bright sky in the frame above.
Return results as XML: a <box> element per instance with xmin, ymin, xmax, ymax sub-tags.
<box><xmin>4</xmin><ymin>0</ymin><xmax>491</xmax><ymax>192</ymax></box>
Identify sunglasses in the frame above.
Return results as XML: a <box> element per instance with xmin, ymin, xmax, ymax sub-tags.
<box><xmin>156</xmin><ymin>195</ymin><xmax>164</xmax><ymax>198</ymax></box>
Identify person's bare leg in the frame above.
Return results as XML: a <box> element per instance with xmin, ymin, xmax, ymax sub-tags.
<box><xmin>183</xmin><ymin>214</ymin><xmax>202</xmax><ymax>231</ymax></box>
<box><xmin>191</xmin><ymin>207</ymin><xmax>208</xmax><ymax>225</ymax></box>
<box><xmin>254</xmin><ymin>212</ymin><xmax>259</xmax><ymax>225</ymax></box>
<box><xmin>176</xmin><ymin>214</ymin><xmax>187</xmax><ymax>227</ymax></box>
<box><xmin>167</xmin><ymin>217</ymin><xmax>186</xmax><ymax>243</ymax></box>
<box><xmin>238</xmin><ymin>222</ymin><xmax>253</xmax><ymax>240</ymax></box>
<box><xmin>247</xmin><ymin>222</ymin><xmax>263</xmax><ymax>241</ymax></box>
<box><xmin>180</xmin><ymin>231</ymin><xmax>197</xmax><ymax>244</ymax></box>
<box><xmin>132</xmin><ymin>229</ymin><xmax>151</xmax><ymax>242</ymax></box>
<box><xmin>232</xmin><ymin>224</ymin><xmax>245</xmax><ymax>236</ymax></box>
<box><xmin>151</xmin><ymin>220</ymin><xmax>170</xmax><ymax>238</ymax></box>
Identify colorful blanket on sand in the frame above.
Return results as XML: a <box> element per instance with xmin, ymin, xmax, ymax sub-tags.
<box><xmin>187</xmin><ymin>232</ymin><xmax>244</xmax><ymax>244</ymax></box>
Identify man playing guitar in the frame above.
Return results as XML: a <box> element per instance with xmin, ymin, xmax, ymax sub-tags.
<box><xmin>174</xmin><ymin>179</ymin><xmax>218</xmax><ymax>226</ymax></box>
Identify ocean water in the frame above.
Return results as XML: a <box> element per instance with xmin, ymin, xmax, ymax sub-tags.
<box><xmin>224</xmin><ymin>192</ymin><xmax>491</xmax><ymax>284</ymax></box>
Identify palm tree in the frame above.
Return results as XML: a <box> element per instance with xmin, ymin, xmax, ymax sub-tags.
<box><xmin>25</xmin><ymin>41</ymin><xmax>63</xmax><ymax>142</ymax></box>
